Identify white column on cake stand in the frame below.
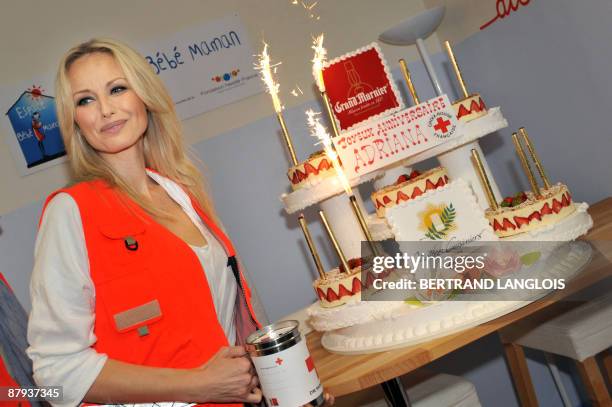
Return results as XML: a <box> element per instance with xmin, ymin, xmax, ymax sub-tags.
<box><xmin>379</xmin><ymin>5</ymin><xmax>502</xmax><ymax>211</ymax></box>
<box><xmin>416</xmin><ymin>37</ymin><xmax>502</xmax><ymax>210</ymax></box>
<box><xmin>319</xmin><ymin>193</ymin><xmax>367</xmax><ymax>261</ymax></box>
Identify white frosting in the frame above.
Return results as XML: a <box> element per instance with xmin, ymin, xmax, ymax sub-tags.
<box><xmin>281</xmin><ymin>170</ymin><xmax>380</xmax><ymax>213</ymax></box>
<box><xmin>307</xmin><ymin>300</ymin><xmax>409</xmax><ymax>331</ymax></box>
<box><xmin>321</xmin><ymin>241</ymin><xmax>593</xmax><ymax>354</ymax></box>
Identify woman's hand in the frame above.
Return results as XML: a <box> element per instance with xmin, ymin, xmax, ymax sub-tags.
<box><xmin>196</xmin><ymin>346</ymin><xmax>262</xmax><ymax>404</ymax></box>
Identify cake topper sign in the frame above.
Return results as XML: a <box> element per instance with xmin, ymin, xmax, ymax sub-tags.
<box><xmin>331</xmin><ymin>94</ymin><xmax>461</xmax><ymax>179</ymax></box>
<box><xmin>322</xmin><ymin>43</ymin><xmax>403</xmax><ymax>131</ymax></box>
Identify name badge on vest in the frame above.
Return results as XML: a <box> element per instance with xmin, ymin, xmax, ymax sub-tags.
<box><xmin>113</xmin><ymin>299</ymin><xmax>162</xmax><ymax>336</ymax></box>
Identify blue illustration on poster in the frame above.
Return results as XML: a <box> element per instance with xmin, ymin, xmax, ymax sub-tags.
<box><xmin>5</xmin><ymin>86</ymin><xmax>66</xmax><ymax>168</ymax></box>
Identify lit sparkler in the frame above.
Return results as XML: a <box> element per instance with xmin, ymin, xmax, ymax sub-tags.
<box><xmin>311</xmin><ymin>34</ymin><xmax>341</xmax><ymax>139</ymax></box>
<box><xmin>255</xmin><ymin>41</ymin><xmax>298</xmax><ymax>165</ymax></box>
<box><xmin>305</xmin><ymin>109</ymin><xmax>380</xmax><ymax>255</ymax></box>
<box><xmin>311</xmin><ymin>34</ymin><xmax>327</xmax><ymax>92</ymax></box>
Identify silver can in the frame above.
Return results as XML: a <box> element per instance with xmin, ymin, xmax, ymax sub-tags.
<box><xmin>246</xmin><ymin>320</ymin><xmax>325</xmax><ymax>407</ymax></box>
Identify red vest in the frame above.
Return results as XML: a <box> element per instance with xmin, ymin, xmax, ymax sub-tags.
<box><xmin>0</xmin><ymin>274</ymin><xmax>31</xmax><ymax>407</ymax></box>
<box><xmin>41</xmin><ymin>180</ymin><xmax>261</xmax><ymax>406</ymax></box>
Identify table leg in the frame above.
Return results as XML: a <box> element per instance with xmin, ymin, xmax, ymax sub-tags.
<box><xmin>381</xmin><ymin>377</ymin><xmax>412</xmax><ymax>407</ymax></box>
<box><xmin>575</xmin><ymin>356</ymin><xmax>611</xmax><ymax>407</ymax></box>
<box><xmin>503</xmin><ymin>342</ymin><xmax>539</xmax><ymax>407</ymax></box>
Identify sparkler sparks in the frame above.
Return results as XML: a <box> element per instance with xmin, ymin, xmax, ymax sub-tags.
<box><xmin>290</xmin><ymin>85</ymin><xmax>304</xmax><ymax>97</ymax></box>
<box><xmin>254</xmin><ymin>42</ymin><xmax>283</xmax><ymax>113</ymax></box>
<box><xmin>305</xmin><ymin>109</ymin><xmax>351</xmax><ymax>193</ymax></box>
<box><xmin>290</xmin><ymin>0</ymin><xmax>320</xmax><ymax>19</ymax></box>
<box><xmin>311</xmin><ymin>34</ymin><xmax>327</xmax><ymax>92</ymax></box>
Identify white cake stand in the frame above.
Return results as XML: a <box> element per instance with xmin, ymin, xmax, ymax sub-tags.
<box><xmin>319</xmin><ymin>240</ymin><xmax>594</xmax><ymax>354</ymax></box>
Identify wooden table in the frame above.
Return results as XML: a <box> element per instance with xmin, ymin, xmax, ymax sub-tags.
<box><xmin>307</xmin><ymin>198</ymin><xmax>612</xmax><ymax>403</ymax></box>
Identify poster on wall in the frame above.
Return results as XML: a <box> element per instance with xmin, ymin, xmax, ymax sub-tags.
<box><xmin>138</xmin><ymin>13</ymin><xmax>263</xmax><ymax>120</ymax></box>
<box><xmin>1</xmin><ymin>76</ymin><xmax>67</xmax><ymax>176</ymax></box>
<box><xmin>0</xmin><ymin>14</ymin><xmax>262</xmax><ymax>176</ymax></box>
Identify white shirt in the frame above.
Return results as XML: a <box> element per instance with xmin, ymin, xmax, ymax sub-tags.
<box><xmin>27</xmin><ymin>172</ymin><xmax>237</xmax><ymax>407</ymax></box>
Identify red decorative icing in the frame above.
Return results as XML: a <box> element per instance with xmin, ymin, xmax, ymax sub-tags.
<box><xmin>319</xmin><ymin>264</ymin><xmax>395</xmax><ymax>304</ymax></box>
<box><xmin>528</xmin><ymin>211</ymin><xmax>542</xmax><ymax>222</ymax></box>
<box><xmin>316</xmin><ymin>287</ymin><xmax>326</xmax><ymax>300</ymax></box>
<box><xmin>490</xmin><ymin>193</ymin><xmax>572</xmax><ymax>233</ymax></box>
<box><xmin>456</xmin><ymin>97</ymin><xmax>486</xmax><ymax>120</ymax></box>
<box><xmin>493</xmin><ymin>219</ymin><xmax>503</xmax><ymax>231</ymax></box>
<box><xmin>396</xmin><ymin>190</ymin><xmax>410</xmax><ymax>204</ymax></box>
<box><xmin>411</xmin><ymin>187</ymin><xmax>423</xmax><ymax>199</ymax></box>
<box><xmin>541</xmin><ymin>202</ymin><xmax>553</xmax><ymax>215</ymax></box>
<box><xmin>352</xmin><ymin>277</ymin><xmax>362</xmax><ymax>293</ymax></box>
<box><xmin>289</xmin><ymin>158</ymin><xmax>333</xmax><ymax>185</ymax></box>
<box><xmin>338</xmin><ymin>284</ymin><xmax>352</xmax><ymax>298</ymax></box>
<box><xmin>377</xmin><ymin>176</ymin><xmax>447</xmax><ymax>209</ymax></box>
<box><xmin>326</xmin><ymin>287</ymin><xmax>339</xmax><ymax>302</ymax></box>
<box><xmin>502</xmin><ymin>218</ymin><xmax>516</xmax><ymax>231</ymax></box>
<box><xmin>514</xmin><ymin>216</ymin><xmax>529</xmax><ymax>228</ymax></box>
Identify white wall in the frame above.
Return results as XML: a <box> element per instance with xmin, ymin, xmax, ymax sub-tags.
<box><xmin>0</xmin><ymin>0</ymin><xmax>436</xmax><ymax>215</ymax></box>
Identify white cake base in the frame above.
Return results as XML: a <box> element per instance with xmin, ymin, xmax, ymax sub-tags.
<box><xmin>282</xmin><ymin>170</ymin><xmax>380</xmax><ymax>213</ymax></box>
<box><xmin>319</xmin><ymin>240</ymin><xmax>593</xmax><ymax>354</ymax></box>
<box><xmin>307</xmin><ymin>300</ymin><xmax>411</xmax><ymax>332</ymax></box>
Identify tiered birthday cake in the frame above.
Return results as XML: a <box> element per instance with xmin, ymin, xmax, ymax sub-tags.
<box><xmin>264</xmin><ymin>36</ymin><xmax>593</xmax><ymax>354</ymax></box>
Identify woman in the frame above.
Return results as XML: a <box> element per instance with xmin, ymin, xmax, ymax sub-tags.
<box><xmin>27</xmin><ymin>38</ymin><xmax>331</xmax><ymax>407</ymax></box>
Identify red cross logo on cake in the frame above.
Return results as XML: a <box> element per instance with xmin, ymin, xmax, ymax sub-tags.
<box><xmin>434</xmin><ymin>117</ymin><xmax>452</xmax><ymax>134</ymax></box>
<box><xmin>428</xmin><ymin>111</ymin><xmax>457</xmax><ymax>139</ymax></box>
<box><xmin>322</xmin><ymin>43</ymin><xmax>403</xmax><ymax>131</ymax></box>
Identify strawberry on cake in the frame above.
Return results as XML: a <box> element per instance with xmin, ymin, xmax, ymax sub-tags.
<box><xmin>371</xmin><ymin>167</ymin><xmax>449</xmax><ymax>218</ymax></box>
<box><xmin>452</xmin><ymin>94</ymin><xmax>487</xmax><ymax>122</ymax></box>
<box><xmin>314</xmin><ymin>258</ymin><xmax>390</xmax><ymax>308</ymax></box>
<box><xmin>486</xmin><ymin>184</ymin><xmax>575</xmax><ymax>238</ymax></box>
<box><xmin>287</xmin><ymin>150</ymin><xmax>338</xmax><ymax>191</ymax></box>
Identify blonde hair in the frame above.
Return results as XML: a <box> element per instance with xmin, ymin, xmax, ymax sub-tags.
<box><xmin>55</xmin><ymin>38</ymin><xmax>216</xmax><ymax>220</ymax></box>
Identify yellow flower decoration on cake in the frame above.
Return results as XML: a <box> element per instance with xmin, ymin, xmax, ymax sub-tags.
<box><xmin>418</xmin><ymin>202</ymin><xmax>457</xmax><ymax>240</ymax></box>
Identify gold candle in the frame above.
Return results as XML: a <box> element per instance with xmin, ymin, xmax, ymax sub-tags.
<box><xmin>444</xmin><ymin>41</ymin><xmax>469</xmax><ymax>99</ymax></box>
<box><xmin>321</xmin><ymin>91</ymin><xmax>341</xmax><ymax>139</ymax></box>
<box><xmin>349</xmin><ymin>195</ymin><xmax>381</xmax><ymax>257</ymax></box>
<box><xmin>298</xmin><ymin>214</ymin><xmax>325</xmax><ymax>279</ymax></box>
<box><xmin>276</xmin><ymin>113</ymin><xmax>298</xmax><ymax>166</ymax></box>
<box><xmin>519</xmin><ymin>127</ymin><xmax>551</xmax><ymax>190</ymax></box>
<box><xmin>399</xmin><ymin>59</ymin><xmax>420</xmax><ymax>105</ymax></box>
<box><xmin>319</xmin><ymin>210</ymin><xmax>351</xmax><ymax>274</ymax></box>
<box><xmin>512</xmin><ymin>133</ymin><xmax>541</xmax><ymax>197</ymax></box>
<box><xmin>471</xmin><ymin>149</ymin><xmax>499</xmax><ymax>210</ymax></box>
